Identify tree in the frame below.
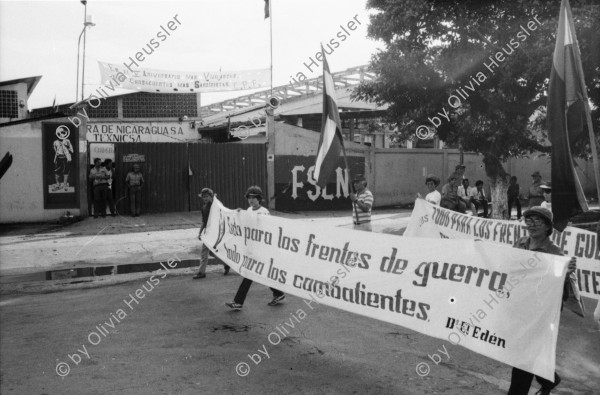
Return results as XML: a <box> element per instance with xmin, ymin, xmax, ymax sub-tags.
<box><xmin>354</xmin><ymin>0</ymin><xmax>600</xmax><ymax>218</ymax></box>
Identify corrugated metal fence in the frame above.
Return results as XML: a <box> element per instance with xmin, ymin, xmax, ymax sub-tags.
<box><xmin>189</xmin><ymin>144</ymin><xmax>267</xmax><ymax>210</ymax></box>
<box><xmin>105</xmin><ymin>143</ymin><xmax>266</xmax><ymax>214</ymax></box>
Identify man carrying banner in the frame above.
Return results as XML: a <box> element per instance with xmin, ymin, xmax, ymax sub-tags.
<box><xmin>507</xmin><ymin>206</ymin><xmax>577</xmax><ymax>395</ymax></box>
<box><xmin>349</xmin><ymin>175</ymin><xmax>373</xmax><ymax>231</ymax></box>
<box><xmin>225</xmin><ymin>186</ymin><xmax>285</xmax><ymax>310</ymax></box>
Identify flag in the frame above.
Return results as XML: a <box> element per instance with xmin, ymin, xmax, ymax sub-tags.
<box><xmin>313</xmin><ymin>48</ymin><xmax>346</xmax><ymax>188</ymax></box>
<box><xmin>547</xmin><ymin>0</ymin><xmax>589</xmax><ymax>231</ymax></box>
<box><xmin>264</xmin><ymin>0</ymin><xmax>269</xmax><ymax>19</ymax></box>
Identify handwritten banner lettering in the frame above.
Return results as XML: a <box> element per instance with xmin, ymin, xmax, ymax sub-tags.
<box><xmin>203</xmin><ymin>197</ymin><xmax>568</xmax><ymax>380</ymax></box>
<box><xmin>405</xmin><ymin>198</ymin><xmax>600</xmax><ymax>300</ymax></box>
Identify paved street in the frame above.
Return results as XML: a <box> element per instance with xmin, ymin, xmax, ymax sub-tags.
<box><xmin>1</xmin><ymin>210</ymin><xmax>599</xmax><ymax>394</ymax></box>
<box><xmin>0</xmin><ymin>269</ymin><xmax>597</xmax><ymax>395</ymax></box>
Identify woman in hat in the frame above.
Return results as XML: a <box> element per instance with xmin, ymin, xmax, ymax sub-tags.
<box><xmin>225</xmin><ymin>185</ymin><xmax>285</xmax><ymax>310</ymax></box>
<box><xmin>418</xmin><ymin>174</ymin><xmax>441</xmax><ymax>206</ymax></box>
<box><xmin>508</xmin><ymin>206</ymin><xmax>576</xmax><ymax>395</ymax></box>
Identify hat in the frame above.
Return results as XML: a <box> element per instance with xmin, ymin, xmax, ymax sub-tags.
<box><xmin>540</xmin><ymin>182</ymin><xmax>552</xmax><ymax>191</ymax></box>
<box><xmin>455</xmin><ymin>164</ymin><xmax>466</xmax><ymax>170</ymax></box>
<box><xmin>353</xmin><ymin>174</ymin><xmax>366</xmax><ymax>182</ymax></box>
<box><xmin>199</xmin><ymin>188</ymin><xmax>214</xmax><ymax>197</ymax></box>
<box><xmin>425</xmin><ymin>174</ymin><xmax>440</xmax><ymax>186</ymax></box>
<box><xmin>245</xmin><ymin>185</ymin><xmax>263</xmax><ymax>199</ymax></box>
<box><xmin>523</xmin><ymin>206</ymin><xmax>553</xmax><ymax>225</ymax></box>
<box><xmin>531</xmin><ymin>171</ymin><xmax>541</xmax><ymax>177</ymax></box>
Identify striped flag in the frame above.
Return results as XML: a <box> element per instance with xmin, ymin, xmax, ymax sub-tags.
<box><xmin>547</xmin><ymin>0</ymin><xmax>589</xmax><ymax>231</ymax></box>
<box><xmin>313</xmin><ymin>49</ymin><xmax>346</xmax><ymax>188</ymax></box>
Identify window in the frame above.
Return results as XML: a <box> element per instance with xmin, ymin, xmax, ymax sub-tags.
<box><xmin>0</xmin><ymin>90</ymin><xmax>19</xmax><ymax>118</ymax></box>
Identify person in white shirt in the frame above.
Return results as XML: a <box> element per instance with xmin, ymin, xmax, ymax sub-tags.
<box><xmin>418</xmin><ymin>174</ymin><xmax>441</xmax><ymax>205</ymax></box>
<box><xmin>458</xmin><ymin>178</ymin><xmax>474</xmax><ymax>213</ymax></box>
<box><xmin>470</xmin><ymin>180</ymin><xmax>489</xmax><ymax>217</ymax></box>
<box><xmin>540</xmin><ymin>182</ymin><xmax>552</xmax><ymax>210</ymax></box>
<box><xmin>226</xmin><ymin>186</ymin><xmax>285</xmax><ymax>310</ymax></box>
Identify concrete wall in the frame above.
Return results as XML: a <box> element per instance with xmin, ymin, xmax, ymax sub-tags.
<box><xmin>0</xmin><ymin>118</ymin><xmax>85</xmax><ymax>223</ymax></box>
<box><xmin>371</xmin><ymin>149</ymin><xmax>599</xmax><ymax>207</ymax></box>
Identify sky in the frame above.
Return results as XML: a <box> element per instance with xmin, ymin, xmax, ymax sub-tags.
<box><xmin>0</xmin><ymin>0</ymin><xmax>382</xmax><ymax>110</ymax></box>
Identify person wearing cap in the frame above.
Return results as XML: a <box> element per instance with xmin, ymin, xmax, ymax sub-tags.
<box><xmin>455</xmin><ymin>164</ymin><xmax>466</xmax><ymax>179</ymax></box>
<box><xmin>507</xmin><ymin>206</ymin><xmax>577</xmax><ymax>395</ymax></box>
<box><xmin>349</xmin><ymin>175</ymin><xmax>374</xmax><ymax>231</ymax></box>
<box><xmin>528</xmin><ymin>171</ymin><xmax>544</xmax><ymax>208</ymax></box>
<box><xmin>193</xmin><ymin>188</ymin><xmax>228</xmax><ymax>279</ymax></box>
<box><xmin>540</xmin><ymin>182</ymin><xmax>552</xmax><ymax>210</ymax></box>
<box><xmin>225</xmin><ymin>185</ymin><xmax>285</xmax><ymax>310</ymax></box>
<box><xmin>418</xmin><ymin>174</ymin><xmax>441</xmax><ymax>206</ymax></box>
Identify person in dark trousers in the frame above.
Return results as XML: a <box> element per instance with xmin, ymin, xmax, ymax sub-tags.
<box><xmin>470</xmin><ymin>180</ymin><xmax>489</xmax><ymax>218</ymax></box>
<box><xmin>507</xmin><ymin>207</ymin><xmax>576</xmax><ymax>395</ymax></box>
<box><xmin>193</xmin><ymin>188</ymin><xmax>229</xmax><ymax>279</ymax></box>
<box><xmin>225</xmin><ymin>186</ymin><xmax>285</xmax><ymax>310</ymax></box>
<box><xmin>89</xmin><ymin>158</ymin><xmax>110</xmax><ymax>218</ymax></box>
<box><xmin>125</xmin><ymin>164</ymin><xmax>144</xmax><ymax>217</ymax></box>
<box><xmin>103</xmin><ymin>159</ymin><xmax>116</xmax><ymax>216</ymax></box>
<box><xmin>507</xmin><ymin>176</ymin><xmax>522</xmax><ymax>220</ymax></box>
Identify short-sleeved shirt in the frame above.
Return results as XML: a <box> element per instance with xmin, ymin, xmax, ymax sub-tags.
<box><xmin>458</xmin><ymin>186</ymin><xmax>473</xmax><ymax>200</ymax></box>
<box><xmin>201</xmin><ymin>201</ymin><xmax>212</xmax><ymax>224</ymax></box>
<box><xmin>247</xmin><ymin>206</ymin><xmax>269</xmax><ymax>216</ymax></box>
<box><xmin>471</xmin><ymin>188</ymin><xmax>486</xmax><ymax>200</ymax></box>
<box><xmin>354</xmin><ymin>189</ymin><xmax>373</xmax><ymax>224</ymax></box>
<box><xmin>529</xmin><ymin>181</ymin><xmax>543</xmax><ymax>198</ymax></box>
<box><xmin>90</xmin><ymin>166</ymin><xmax>109</xmax><ymax>186</ymax></box>
<box><xmin>507</xmin><ymin>184</ymin><xmax>520</xmax><ymax>199</ymax></box>
<box><xmin>425</xmin><ymin>190</ymin><xmax>441</xmax><ymax>206</ymax></box>
<box><xmin>126</xmin><ymin>172</ymin><xmax>144</xmax><ymax>187</ymax></box>
<box><xmin>513</xmin><ymin>236</ymin><xmax>562</xmax><ymax>256</ymax></box>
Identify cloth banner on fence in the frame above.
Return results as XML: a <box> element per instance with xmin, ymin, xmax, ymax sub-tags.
<box><xmin>203</xmin><ymin>197</ymin><xmax>569</xmax><ymax>381</ymax></box>
<box><xmin>405</xmin><ymin>198</ymin><xmax>600</xmax><ymax>300</ymax></box>
<box><xmin>98</xmin><ymin>61</ymin><xmax>271</xmax><ymax>93</ymax></box>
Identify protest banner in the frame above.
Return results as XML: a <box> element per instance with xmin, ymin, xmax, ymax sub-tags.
<box><xmin>98</xmin><ymin>61</ymin><xmax>270</xmax><ymax>93</ymax></box>
<box><xmin>405</xmin><ymin>198</ymin><xmax>600</xmax><ymax>300</ymax></box>
<box><xmin>203</xmin><ymin>197</ymin><xmax>569</xmax><ymax>380</ymax></box>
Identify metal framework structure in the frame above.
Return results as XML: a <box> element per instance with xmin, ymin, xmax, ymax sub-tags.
<box><xmin>199</xmin><ymin>65</ymin><xmax>375</xmax><ymax>118</ymax></box>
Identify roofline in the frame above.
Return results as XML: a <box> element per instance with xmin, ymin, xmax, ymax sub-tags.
<box><xmin>0</xmin><ymin>76</ymin><xmax>43</xmax><ymax>96</ymax></box>
<box><xmin>0</xmin><ymin>113</ymin><xmax>68</xmax><ymax>128</ymax></box>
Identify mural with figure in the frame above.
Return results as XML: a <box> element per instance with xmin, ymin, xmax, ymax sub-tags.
<box><xmin>43</xmin><ymin>122</ymin><xmax>79</xmax><ymax>208</ymax></box>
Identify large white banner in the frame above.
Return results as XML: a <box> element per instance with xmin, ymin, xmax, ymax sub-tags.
<box><xmin>98</xmin><ymin>61</ymin><xmax>271</xmax><ymax>93</ymax></box>
<box><xmin>203</xmin><ymin>198</ymin><xmax>569</xmax><ymax>381</ymax></box>
<box><xmin>405</xmin><ymin>198</ymin><xmax>600</xmax><ymax>300</ymax></box>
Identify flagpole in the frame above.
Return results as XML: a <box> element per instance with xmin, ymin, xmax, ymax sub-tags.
<box><xmin>269</xmin><ymin>0</ymin><xmax>273</xmax><ymax>96</ymax></box>
<box><xmin>583</xmin><ymin>103</ymin><xmax>600</xmax><ymax>204</ymax></box>
<box><xmin>565</xmin><ymin>1</ymin><xmax>600</xmax><ymax>204</ymax></box>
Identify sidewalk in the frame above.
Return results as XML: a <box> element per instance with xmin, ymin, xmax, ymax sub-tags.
<box><xmin>0</xmin><ymin>207</ymin><xmax>412</xmax><ymax>277</ymax></box>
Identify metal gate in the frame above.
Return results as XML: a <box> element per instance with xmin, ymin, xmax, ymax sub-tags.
<box><xmin>103</xmin><ymin>143</ymin><xmax>266</xmax><ymax>214</ymax></box>
<box><xmin>189</xmin><ymin>144</ymin><xmax>267</xmax><ymax>210</ymax></box>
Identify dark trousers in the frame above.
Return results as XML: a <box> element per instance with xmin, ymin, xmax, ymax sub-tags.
<box><xmin>508</xmin><ymin>196</ymin><xmax>522</xmax><ymax>219</ymax></box>
<box><xmin>106</xmin><ymin>187</ymin><xmax>116</xmax><ymax>214</ymax></box>
<box><xmin>507</xmin><ymin>368</ymin><xmax>559</xmax><ymax>395</ymax></box>
<box><xmin>472</xmin><ymin>198</ymin><xmax>489</xmax><ymax>217</ymax></box>
<box><xmin>93</xmin><ymin>184</ymin><xmax>109</xmax><ymax>217</ymax></box>
<box><xmin>129</xmin><ymin>186</ymin><xmax>142</xmax><ymax>215</ymax></box>
<box><xmin>233</xmin><ymin>278</ymin><xmax>284</xmax><ymax>305</ymax></box>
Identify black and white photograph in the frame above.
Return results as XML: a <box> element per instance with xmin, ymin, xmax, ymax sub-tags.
<box><xmin>0</xmin><ymin>0</ymin><xmax>599</xmax><ymax>394</ymax></box>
